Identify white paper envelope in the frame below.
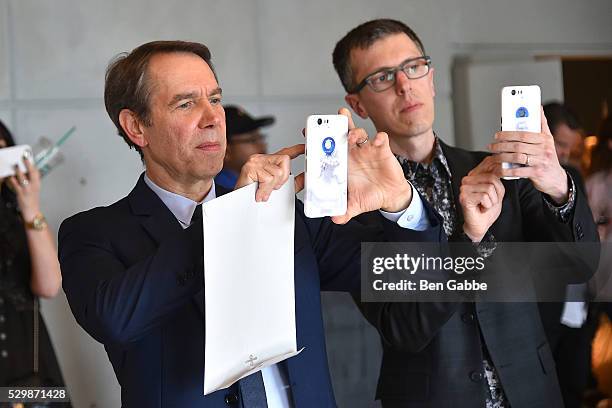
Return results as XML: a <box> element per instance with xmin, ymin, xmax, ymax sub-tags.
<box><xmin>202</xmin><ymin>176</ymin><xmax>303</xmax><ymax>394</ymax></box>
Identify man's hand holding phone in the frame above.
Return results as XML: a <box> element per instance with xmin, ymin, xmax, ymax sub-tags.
<box><xmin>488</xmin><ymin>106</ymin><xmax>569</xmax><ymax>204</ymax></box>
<box><xmin>236</xmin><ymin>107</ymin><xmax>414</xmax><ymax>225</ymax></box>
<box><xmin>331</xmin><ymin>108</ymin><xmax>412</xmax><ymax>224</ymax></box>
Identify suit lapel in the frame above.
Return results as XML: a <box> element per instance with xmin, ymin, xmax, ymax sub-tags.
<box><xmin>194</xmin><ymin>183</ymin><xmax>231</xmax><ymax>318</ymax></box>
<box><xmin>128</xmin><ymin>174</ymin><xmax>184</xmax><ymax>245</ymax></box>
<box><xmin>438</xmin><ymin>140</ymin><xmax>480</xmax><ymax>229</ymax></box>
<box><xmin>129</xmin><ymin>174</ymin><xmax>207</xmax><ymax>317</ymax></box>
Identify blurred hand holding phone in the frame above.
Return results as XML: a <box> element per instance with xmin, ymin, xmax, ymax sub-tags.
<box><xmin>0</xmin><ymin>145</ymin><xmax>33</xmax><ymax>178</ymax></box>
<box><xmin>0</xmin><ymin>126</ymin><xmax>75</xmax><ymax>179</ymax></box>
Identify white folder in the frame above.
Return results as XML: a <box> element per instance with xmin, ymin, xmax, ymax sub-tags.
<box><xmin>202</xmin><ymin>176</ymin><xmax>303</xmax><ymax>395</ymax></box>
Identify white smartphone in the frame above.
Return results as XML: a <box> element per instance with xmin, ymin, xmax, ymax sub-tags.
<box><xmin>304</xmin><ymin>115</ymin><xmax>348</xmax><ymax>218</ymax></box>
<box><xmin>0</xmin><ymin>144</ymin><xmax>33</xmax><ymax>179</ymax></box>
<box><xmin>500</xmin><ymin>85</ymin><xmax>541</xmax><ymax>180</ymax></box>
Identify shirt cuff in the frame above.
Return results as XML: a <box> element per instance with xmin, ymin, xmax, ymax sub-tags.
<box><xmin>543</xmin><ymin>171</ymin><xmax>576</xmax><ymax>223</ymax></box>
<box><xmin>379</xmin><ymin>181</ymin><xmax>431</xmax><ymax>231</ymax></box>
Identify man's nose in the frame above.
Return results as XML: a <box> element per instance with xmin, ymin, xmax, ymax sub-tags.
<box><xmin>198</xmin><ymin>104</ymin><xmax>222</xmax><ymax>129</ymax></box>
<box><xmin>394</xmin><ymin>69</ymin><xmax>412</xmax><ymax>94</ymax></box>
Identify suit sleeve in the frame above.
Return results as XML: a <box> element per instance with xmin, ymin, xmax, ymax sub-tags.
<box><xmin>59</xmin><ymin>213</ymin><xmax>203</xmax><ymax>348</ymax></box>
<box><xmin>297</xmin><ymin>197</ymin><xmax>444</xmax><ymax>292</ymax></box>
<box><xmin>353</xmin><ymin>297</ymin><xmax>462</xmax><ymax>352</ymax></box>
<box><xmin>518</xmin><ymin>173</ymin><xmax>600</xmax><ymax>284</ymax></box>
<box><xmin>352</xmin><ymin>217</ymin><xmax>466</xmax><ymax>353</ymax></box>
<box><xmin>298</xmin><ymin>197</ymin><xmax>461</xmax><ymax>352</ymax></box>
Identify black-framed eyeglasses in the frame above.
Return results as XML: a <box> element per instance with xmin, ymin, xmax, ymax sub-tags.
<box><xmin>351</xmin><ymin>56</ymin><xmax>432</xmax><ymax>93</ymax></box>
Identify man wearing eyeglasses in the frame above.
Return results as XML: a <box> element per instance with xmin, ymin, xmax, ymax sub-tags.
<box><xmin>332</xmin><ymin>19</ymin><xmax>598</xmax><ymax>407</ymax></box>
<box><xmin>215</xmin><ymin>105</ymin><xmax>273</xmax><ymax>189</ymax></box>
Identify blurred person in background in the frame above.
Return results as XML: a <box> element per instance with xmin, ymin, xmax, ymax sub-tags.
<box><xmin>214</xmin><ymin>105</ymin><xmax>274</xmax><ymax>189</ymax></box>
<box><xmin>587</xmin><ymin>114</ymin><xmax>612</xmax><ymax>242</ymax></box>
<box><xmin>588</xmin><ymin>114</ymin><xmax>612</xmax><ymax>408</ymax></box>
<box><xmin>544</xmin><ymin>101</ymin><xmax>586</xmax><ymax>182</ymax></box>
<box><xmin>0</xmin><ymin>120</ymin><xmax>68</xmax><ymax>403</ymax></box>
<box><xmin>540</xmin><ymin>102</ymin><xmax>597</xmax><ymax>408</ymax></box>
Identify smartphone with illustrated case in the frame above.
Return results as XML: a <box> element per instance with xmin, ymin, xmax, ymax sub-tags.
<box><xmin>304</xmin><ymin>115</ymin><xmax>348</xmax><ymax>218</ymax></box>
<box><xmin>500</xmin><ymin>85</ymin><xmax>541</xmax><ymax>180</ymax></box>
<box><xmin>0</xmin><ymin>145</ymin><xmax>33</xmax><ymax>178</ymax></box>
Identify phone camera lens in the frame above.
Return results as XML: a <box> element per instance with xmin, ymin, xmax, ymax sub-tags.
<box><xmin>317</xmin><ymin>118</ymin><xmax>322</xmax><ymax>125</ymax></box>
<box><xmin>511</xmin><ymin>90</ymin><xmax>516</xmax><ymax>96</ymax></box>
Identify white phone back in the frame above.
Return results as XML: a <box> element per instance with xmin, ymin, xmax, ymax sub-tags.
<box><xmin>304</xmin><ymin>115</ymin><xmax>348</xmax><ymax>218</ymax></box>
<box><xmin>0</xmin><ymin>145</ymin><xmax>33</xmax><ymax>178</ymax></box>
<box><xmin>501</xmin><ymin>85</ymin><xmax>541</xmax><ymax>133</ymax></box>
<box><xmin>501</xmin><ymin>85</ymin><xmax>541</xmax><ymax>179</ymax></box>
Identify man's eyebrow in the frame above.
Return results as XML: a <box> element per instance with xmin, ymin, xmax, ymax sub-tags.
<box><xmin>168</xmin><ymin>92</ymin><xmax>200</xmax><ymax>106</ymax></box>
<box><xmin>167</xmin><ymin>88</ymin><xmax>222</xmax><ymax>106</ymax></box>
<box><xmin>208</xmin><ymin>87</ymin><xmax>222</xmax><ymax>96</ymax></box>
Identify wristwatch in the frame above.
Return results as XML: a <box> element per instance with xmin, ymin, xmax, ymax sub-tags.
<box><xmin>25</xmin><ymin>213</ymin><xmax>47</xmax><ymax>231</ymax></box>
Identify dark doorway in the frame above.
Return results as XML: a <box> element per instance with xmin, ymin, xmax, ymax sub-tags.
<box><xmin>562</xmin><ymin>58</ymin><xmax>612</xmax><ymax>135</ymax></box>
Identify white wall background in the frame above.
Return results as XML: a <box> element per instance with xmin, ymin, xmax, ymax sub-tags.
<box><xmin>1</xmin><ymin>1</ymin><xmax>611</xmax><ymax>407</ymax></box>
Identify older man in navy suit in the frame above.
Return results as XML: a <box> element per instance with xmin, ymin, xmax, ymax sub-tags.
<box><xmin>57</xmin><ymin>40</ymin><xmax>466</xmax><ymax>407</ymax></box>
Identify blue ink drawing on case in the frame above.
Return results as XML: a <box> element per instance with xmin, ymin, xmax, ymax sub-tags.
<box><xmin>322</xmin><ymin>137</ymin><xmax>335</xmax><ymax>155</ymax></box>
<box><xmin>516</xmin><ymin>107</ymin><xmax>529</xmax><ymax>118</ymax></box>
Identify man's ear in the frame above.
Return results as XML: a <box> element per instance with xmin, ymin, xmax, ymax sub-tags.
<box><xmin>119</xmin><ymin>109</ymin><xmax>148</xmax><ymax>148</ymax></box>
<box><xmin>345</xmin><ymin>94</ymin><xmax>369</xmax><ymax>119</ymax></box>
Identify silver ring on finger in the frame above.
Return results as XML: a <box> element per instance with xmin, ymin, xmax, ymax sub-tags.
<box><xmin>356</xmin><ymin>137</ymin><xmax>369</xmax><ymax>147</ymax></box>
<box><xmin>524</xmin><ymin>153</ymin><xmax>531</xmax><ymax>167</ymax></box>
<box><xmin>20</xmin><ymin>178</ymin><xmax>29</xmax><ymax>186</ymax></box>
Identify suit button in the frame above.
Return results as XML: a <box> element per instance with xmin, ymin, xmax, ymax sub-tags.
<box><xmin>470</xmin><ymin>370</ymin><xmax>484</xmax><ymax>382</ymax></box>
<box><xmin>461</xmin><ymin>313</ymin><xmax>475</xmax><ymax>324</ymax></box>
<box><xmin>224</xmin><ymin>393</ymin><xmax>239</xmax><ymax>405</ymax></box>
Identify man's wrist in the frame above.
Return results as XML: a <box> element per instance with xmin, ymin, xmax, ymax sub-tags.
<box><xmin>542</xmin><ymin>171</ymin><xmax>576</xmax><ymax>223</ymax></box>
<box><xmin>462</xmin><ymin>226</ymin><xmax>485</xmax><ymax>243</ymax></box>
<box><xmin>381</xmin><ymin>185</ymin><xmax>412</xmax><ymax>212</ymax></box>
<box><xmin>546</xmin><ymin>168</ymin><xmax>570</xmax><ymax>204</ymax></box>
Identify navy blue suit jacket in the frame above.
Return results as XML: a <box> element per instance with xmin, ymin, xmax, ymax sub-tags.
<box><xmin>59</xmin><ymin>174</ymin><xmax>442</xmax><ymax>407</ymax></box>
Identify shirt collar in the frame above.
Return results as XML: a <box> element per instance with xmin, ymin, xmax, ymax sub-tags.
<box><xmin>395</xmin><ymin>135</ymin><xmax>452</xmax><ymax>178</ymax></box>
<box><xmin>144</xmin><ymin>173</ymin><xmax>216</xmax><ymax>228</ymax></box>
<box><xmin>432</xmin><ymin>136</ymin><xmax>452</xmax><ymax>178</ymax></box>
